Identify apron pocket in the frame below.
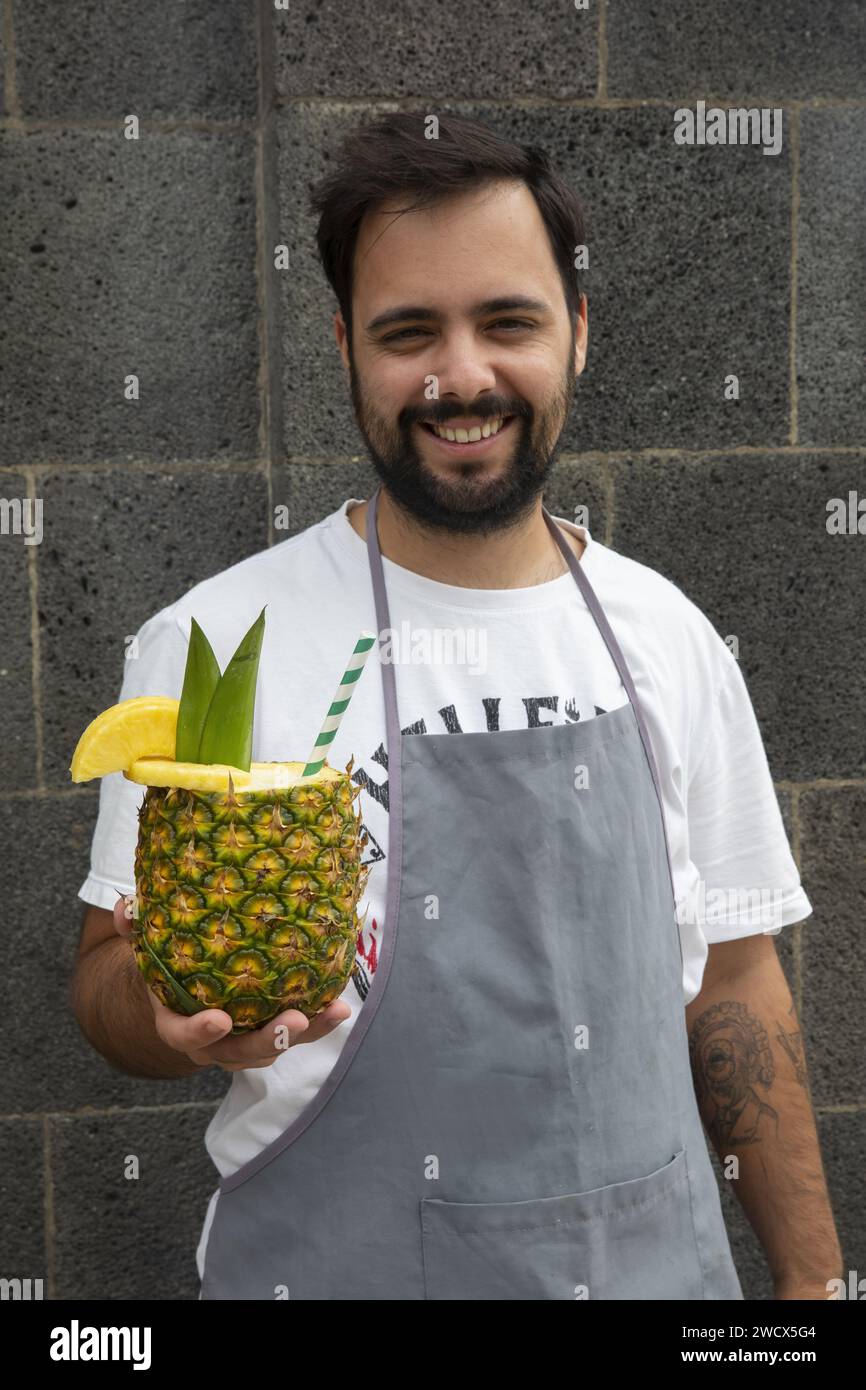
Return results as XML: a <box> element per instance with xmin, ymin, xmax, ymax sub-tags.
<box><xmin>420</xmin><ymin>1147</ymin><xmax>704</xmax><ymax>1300</ymax></box>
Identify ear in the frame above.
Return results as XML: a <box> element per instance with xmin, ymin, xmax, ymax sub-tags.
<box><xmin>335</xmin><ymin>310</ymin><xmax>351</xmax><ymax>374</ymax></box>
<box><xmin>573</xmin><ymin>295</ymin><xmax>588</xmax><ymax>378</ymax></box>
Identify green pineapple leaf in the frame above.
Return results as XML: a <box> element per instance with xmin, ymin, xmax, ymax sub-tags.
<box><xmin>135</xmin><ymin>930</ymin><xmax>207</xmax><ymax>1018</ymax></box>
<box><xmin>197</xmin><ymin>606</ymin><xmax>267</xmax><ymax>770</ymax></box>
<box><xmin>175</xmin><ymin>617</ymin><xmax>222</xmax><ymax>763</ymax></box>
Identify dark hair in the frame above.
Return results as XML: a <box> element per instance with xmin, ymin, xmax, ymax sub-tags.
<box><xmin>309</xmin><ymin>112</ymin><xmax>586</xmax><ymax>349</ymax></box>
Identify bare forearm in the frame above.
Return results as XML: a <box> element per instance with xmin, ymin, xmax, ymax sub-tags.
<box><xmin>72</xmin><ymin>938</ymin><xmax>202</xmax><ymax>1080</ymax></box>
<box><xmin>686</xmin><ymin>948</ymin><xmax>842</xmax><ymax>1294</ymax></box>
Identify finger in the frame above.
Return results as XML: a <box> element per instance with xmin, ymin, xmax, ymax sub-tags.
<box><xmin>291</xmin><ymin>999</ymin><xmax>352</xmax><ymax>1045</ymax></box>
<box><xmin>148</xmin><ymin>992</ymin><xmax>234</xmax><ymax>1056</ymax></box>
<box><xmin>113</xmin><ymin>892</ymin><xmax>137</xmax><ymax>939</ymax></box>
<box><xmin>194</xmin><ymin>1008</ymin><xmax>313</xmax><ymax>1067</ymax></box>
<box><xmin>193</xmin><ymin>1001</ymin><xmax>352</xmax><ymax>1068</ymax></box>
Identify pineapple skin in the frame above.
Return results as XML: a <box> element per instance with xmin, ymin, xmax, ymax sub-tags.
<box><xmin>131</xmin><ymin>765</ymin><xmax>369</xmax><ymax>1034</ymax></box>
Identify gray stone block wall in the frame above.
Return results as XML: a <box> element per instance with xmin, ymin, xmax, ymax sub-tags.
<box><xmin>1</xmin><ymin>0</ymin><xmax>862</xmax><ymax>1301</ymax></box>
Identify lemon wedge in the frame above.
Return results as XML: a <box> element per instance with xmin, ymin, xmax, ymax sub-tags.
<box><xmin>70</xmin><ymin>696</ymin><xmax>180</xmax><ymax>782</ymax></box>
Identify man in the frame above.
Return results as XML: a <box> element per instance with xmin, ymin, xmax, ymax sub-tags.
<box><xmin>74</xmin><ymin>113</ymin><xmax>841</xmax><ymax>1300</ymax></box>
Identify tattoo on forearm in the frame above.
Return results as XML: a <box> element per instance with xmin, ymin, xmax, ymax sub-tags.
<box><xmin>688</xmin><ymin>1000</ymin><xmax>779</xmax><ymax>1149</ymax></box>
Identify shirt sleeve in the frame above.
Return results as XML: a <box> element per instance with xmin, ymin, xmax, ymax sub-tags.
<box><xmin>685</xmin><ymin>655</ymin><xmax>813</xmax><ymax>941</ymax></box>
<box><xmin>77</xmin><ymin>606</ymin><xmax>189</xmax><ymax>911</ymax></box>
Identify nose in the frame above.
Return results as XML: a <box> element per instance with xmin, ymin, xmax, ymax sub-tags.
<box><xmin>428</xmin><ymin>326</ymin><xmax>499</xmax><ymax>405</ymax></box>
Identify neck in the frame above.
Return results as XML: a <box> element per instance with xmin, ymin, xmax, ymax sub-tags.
<box><xmin>348</xmin><ymin>490</ymin><xmax>584</xmax><ymax>589</ymax></box>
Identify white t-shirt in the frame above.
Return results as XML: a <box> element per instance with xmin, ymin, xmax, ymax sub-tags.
<box><xmin>77</xmin><ymin>497</ymin><xmax>812</xmax><ymax>1276</ymax></box>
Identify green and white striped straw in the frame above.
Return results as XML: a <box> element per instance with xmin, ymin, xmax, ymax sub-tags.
<box><xmin>301</xmin><ymin>631</ymin><xmax>377</xmax><ymax>778</ymax></box>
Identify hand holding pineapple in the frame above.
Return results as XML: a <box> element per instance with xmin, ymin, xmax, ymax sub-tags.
<box><xmin>111</xmin><ymin>893</ymin><xmax>352</xmax><ymax>1069</ymax></box>
<box><xmin>72</xmin><ymin>609</ymin><xmax>371</xmax><ymax>1057</ymax></box>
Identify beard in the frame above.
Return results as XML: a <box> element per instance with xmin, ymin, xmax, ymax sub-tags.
<box><xmin>346</xmin><ymin>331</ymin><xmax>578</xmax><ymax>538</ymax></box>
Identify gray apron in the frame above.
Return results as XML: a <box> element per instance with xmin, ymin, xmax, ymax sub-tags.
<box><xmin>200</xmin><ymin>483</ymin><xmax>744</xmax><ymax>1301</ymax></box>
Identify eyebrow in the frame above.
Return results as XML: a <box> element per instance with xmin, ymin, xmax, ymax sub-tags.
<box><xmin>364</xmin><ymin>295</ymin><xmax>552</xmax><ymax>335</ymax></box>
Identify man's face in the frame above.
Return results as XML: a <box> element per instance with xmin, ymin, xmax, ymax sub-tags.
<box><xmin>335</xmin><ymin>179</ymin><xmax>588</xmax><ymax>535</ymax></box>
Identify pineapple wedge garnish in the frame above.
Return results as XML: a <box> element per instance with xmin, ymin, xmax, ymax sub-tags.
<box><xmin>70</xmin><ymin>696</ymin><xmax>179</xmax><ymax>782</ymax></box>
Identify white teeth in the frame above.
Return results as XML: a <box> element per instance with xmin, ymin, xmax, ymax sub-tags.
<box><xmin>429</xmin><ymin>415</ymin><xmax>506</xmax><ymax>442</ymax></box>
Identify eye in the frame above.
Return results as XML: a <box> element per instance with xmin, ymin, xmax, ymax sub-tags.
<box><xmin>383</xmin><ymin>327</ymin><xmax>429</xmax><ymax>342</ymax></box>
<box><xmin>383</xmin><ymin>319</ymin><xmax>536</xmax><ymax>343</ymax></box>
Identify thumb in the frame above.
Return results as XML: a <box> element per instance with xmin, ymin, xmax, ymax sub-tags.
<box><xmin>113</xmin><ymin>891</ymin><xmax>137</xmax><ymax>939</ymax></box>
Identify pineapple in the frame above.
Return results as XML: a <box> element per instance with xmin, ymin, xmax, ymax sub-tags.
<box><xmin>71</xmin><ymin>610</ymin><xmax>369</xmax><ymax>1033</ymax></box>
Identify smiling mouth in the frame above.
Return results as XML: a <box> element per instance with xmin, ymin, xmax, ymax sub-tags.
<box><xmin>417</xmin><ymin>415</ymin><xmax>517</xmax><ymax>452</ymax></box>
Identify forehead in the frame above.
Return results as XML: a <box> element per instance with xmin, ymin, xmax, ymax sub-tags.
<box><xmin>352</xmin><ymin>179</ymin><xmax>561</xmax><ymax>310</ymax></box>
